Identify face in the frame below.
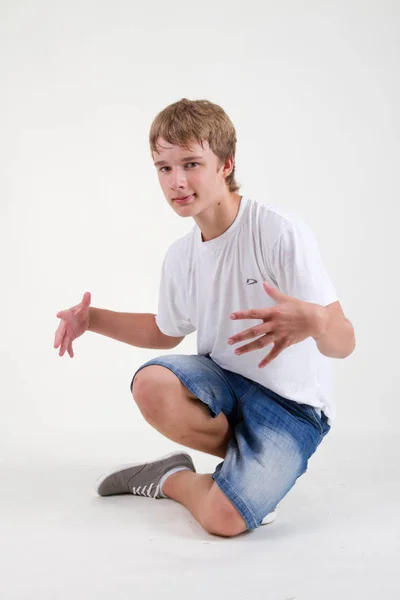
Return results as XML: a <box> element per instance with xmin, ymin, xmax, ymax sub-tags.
<box><xmin>152</xmin><ymin>138</ymin><xmax>234</xmax><ymax>215</ymax></box>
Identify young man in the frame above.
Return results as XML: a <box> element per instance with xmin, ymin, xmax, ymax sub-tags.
<box><xmin>54</xmin><ymin>98</ymin><xmax>355</xmax><ymax>538</ymax></box>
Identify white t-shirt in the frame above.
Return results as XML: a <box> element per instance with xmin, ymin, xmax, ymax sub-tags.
<box><xmin>155</xmin><ymin>195</ymin><xmax>338</xmax><ymax>426</ymax></box>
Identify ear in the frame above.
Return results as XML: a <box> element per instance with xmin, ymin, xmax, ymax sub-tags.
<box><xmin>222</xmin><ymin>156</ymin><xmax>235</xmax><ymax>178</ymax></box>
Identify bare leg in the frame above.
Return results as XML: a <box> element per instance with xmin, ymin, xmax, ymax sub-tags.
<box><xmin>132</xmin><ymin>366</ymin><xmax>246</xmax><ymax>536</ymax></box>
<box><xmin>162</xmin><ymin>470</ymin><xmax>247</xmax><ymax>537</ymax></box>
<box><xmin>132</xmin><ymin>365</ymin><xmax>233</xmax><ymax>459</ymax></box>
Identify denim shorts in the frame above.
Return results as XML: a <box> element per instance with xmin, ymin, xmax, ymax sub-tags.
<box><xmin>130</xmin><ymin>352</ymin><xmax>331</xmax><ymax>530</ymax></box>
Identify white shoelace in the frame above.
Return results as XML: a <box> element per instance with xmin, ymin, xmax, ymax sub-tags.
<box><xmin>131</xmin><ymin>466</ymin><xmax>191</xmax><ymax>498</ymax></box>
<box><xmin>131</xmin><ymin>483</ymin><xmax>160</xmax><ymax>498</ymax></box>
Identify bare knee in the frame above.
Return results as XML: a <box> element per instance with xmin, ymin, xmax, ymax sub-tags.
<box><xmin>200</xmin><ymin>484</ymin><xmax>247</xmax><ymax>538</ymax></box>
<box><xmin>131</xmin><ymin>365</ymin><xmax>180</xmax><ymax>423</ymax></box>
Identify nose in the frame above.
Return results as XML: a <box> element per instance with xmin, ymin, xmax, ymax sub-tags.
<box><xmin>169</xmin><ymin>167</ymin><xmax>187</xmax><ymax>190</ymax></box>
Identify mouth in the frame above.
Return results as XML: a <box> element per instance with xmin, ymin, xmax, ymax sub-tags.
<box><xmin>174</xmin><ymin>193</ymin><xmax>196</xmax><ymax>205</ymax></box>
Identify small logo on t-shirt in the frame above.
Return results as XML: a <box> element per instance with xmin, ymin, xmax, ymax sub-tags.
<box><xmin>246</xmin><ymin>278</ymin><xmax>258</xmax><ymax>285</ymax></box>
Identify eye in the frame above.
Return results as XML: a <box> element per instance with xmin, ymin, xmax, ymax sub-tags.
<box><xmin>159</xmin><ymin>162</ymin><xmax>199</xmax><ymax>173</ymax></box>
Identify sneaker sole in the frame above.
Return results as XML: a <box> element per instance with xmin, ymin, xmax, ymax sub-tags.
<box><xmin>95</xmin><ymin>450</ymin><xmax>195</xmax><ymax>496</ymax></box>
<box><xmin>261</xmin><ymin>509</ymin><xmax>278</xmax><ymax>525</ymax></box>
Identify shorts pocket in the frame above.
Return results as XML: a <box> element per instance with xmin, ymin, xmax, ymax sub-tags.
<box><xmin>297</xmin><ymin>404</ymin><xmax>324</xmax><ymax>435</ymax></box>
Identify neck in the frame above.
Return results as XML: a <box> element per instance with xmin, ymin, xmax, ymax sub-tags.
<box><xmin>196</xmin><ymin>192</ymin><xmax>242</xmax><ymax>242</ymax></box>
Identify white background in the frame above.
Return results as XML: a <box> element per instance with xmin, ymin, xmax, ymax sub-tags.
<box><xmin>1</xmin><ymin>1</ymin><xmax>399</xmax><ymax>599</ymax></box>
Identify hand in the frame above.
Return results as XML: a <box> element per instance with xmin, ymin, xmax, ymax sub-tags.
<box><xmin>54</xmin><ymin>292</ymin><xmax>92</xmax><ymax>358</ymax></box>
<box><xmin>227</xmin><ymin>281</ymin><xmax>323</xmax><ymax>368</ymax></box>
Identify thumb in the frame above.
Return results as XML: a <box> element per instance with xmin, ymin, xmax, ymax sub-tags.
<box><xmin>263</xmin><ymin>281</ymin><xmax>284</xmax><ymax>300</ymax></box>
<box><xmin>81</xmin><ymin>291</ymin><xmax>91</xmax><ymax>307</ymax></box>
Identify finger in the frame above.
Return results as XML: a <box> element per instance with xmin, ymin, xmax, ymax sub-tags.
<box><xmin>56</xmin><ymin>310</ymin><xmax>71</xmax><ymax>320</ymax></box>
<box><xmin>59</xmin><ymin>334</ymin><xmax>70</xmax><ymax>357</ymax></box>
<box><xmin>54</xmin><ymin>321</ymin><xmax>66</xmax><ymax>348</ymax></box>
<box><xmin>81</xmin><ymin>291</ymin><xmax>91</xmax><ymax>307</ymax></box>
<box><xmin>58</xmin><ymin>334</ymin><xmax>66</xmax><ymax>356</ymax></box>
<box><xmin>67</xmin><ymin>339</ymin><xmax>74</xmax><ymax>358</ymax></box>
<box><xmin>258</xmin><ymin>341</ymin><xmax>286</xmax><ymax>368</ymax></box>
<box><xmin>230</xmin><ymin>308</ymin><xmax>274</xmax><ymax>321</ymax></box>
<box><xmin>233</xmin><ymin>332</ymin><xmax>276</xmax><ymax>355</ymax></box>
<box><xmin>228</xmin><ymin>324</ymin><xmax>270</xmax><ymax>345</ymax></box>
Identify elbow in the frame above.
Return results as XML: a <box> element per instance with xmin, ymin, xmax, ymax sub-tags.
<box><xmin>344</xmin><ymin>328</ymin><xmax>356</xmax><ymax>358</ymax></box>
<box><xmin>168</xmin><ymin>335</ymin><xmax>185</xmax><ymax>349</ymax></box>
<box><xmin>159</xmin><ymin>333</ymin><xmax>185</xmax><ymax>350</ymax></box>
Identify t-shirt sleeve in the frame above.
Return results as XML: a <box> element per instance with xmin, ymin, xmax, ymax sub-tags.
<box><xmin>270</xmin><ymin>219</ymin><xmax>338</xmax><ymax>306</ymax></box>
<box><xmin>154</xmin><ymin>246</ymin><xmax>196</xmax><ymax>337</ymax></box>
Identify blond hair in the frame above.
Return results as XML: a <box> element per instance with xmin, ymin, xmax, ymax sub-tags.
<box><xmin>149</xmin><ymin>98</ymin><xmax>240</xmax><ymax>193</ymax></box>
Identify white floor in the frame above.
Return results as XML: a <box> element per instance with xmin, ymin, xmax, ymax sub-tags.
<box><xmin>1</xmin><ymin>428</ymin><xmax>399</xmax><ymax>600</ymax></box>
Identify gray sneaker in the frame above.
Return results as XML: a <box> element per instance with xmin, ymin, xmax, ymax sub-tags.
<box><xmin>95</xmin><ymin>451</ymin><xmax>196</xmax><ymax>499</ymax></box>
